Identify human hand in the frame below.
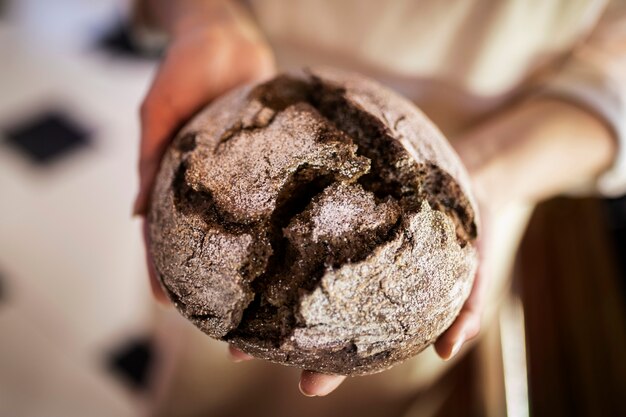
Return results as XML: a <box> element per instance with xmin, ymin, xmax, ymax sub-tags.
<box><xmin>435</xmin><ymin>97</ymin><xmax>616</xmax><ymax>361</ymax></box>
<box><xmin>136</xmin><ymin>27</ymin><xmax>484</xmax><ymax>391</ymax></box>
<box><xmin>433</xmin><ymin>197</ymin><xmax>490</xmax><ymax>361</ymax></box>
<box><xmin>230</xmin><ymin>97</ymin><xmax>617</xmax><ymax>394</ymax></box>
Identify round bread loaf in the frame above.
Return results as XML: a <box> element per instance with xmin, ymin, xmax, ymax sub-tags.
<box><xmin>148</xmin><ymin>68</ymin><xmax>479</xmax><ymax>376</ymax></box>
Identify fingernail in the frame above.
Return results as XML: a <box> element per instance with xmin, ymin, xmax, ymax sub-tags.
<box><xmin>299</xmin><ymin>373</ymin><xmax>346</xmax><ymax>397</ymax></box>
<box><xmin>228</xmin><ymin>346</ymin><xmax>253</xmax><ymax>363</ymax></box>
<box><xmin>448</xmin><ymin>336</ymin><xmax>465</xmax><ymax>360</ymax></box>
<box><xmin>298</xmin><ymin>380</ymin><xmax>317</xmax><ymax>397</ymax></box>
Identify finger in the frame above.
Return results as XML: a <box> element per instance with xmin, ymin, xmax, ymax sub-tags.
<box><xmin>142</xmin><ymin>219</ymin><xmax>170</xmax><ymax>304</ymax></box>
<box><xmin>227</xmin><ymin>345</ymin><xmax>254</xmax><ymax>362</ymax></box>
<box><xmin>298</xmin><ymin>371</ymin><xmax>346</xmax><ymax>397</ymax></box>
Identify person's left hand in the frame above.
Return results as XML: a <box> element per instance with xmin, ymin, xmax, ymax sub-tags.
<box><xmin>434</xmin><ymin>199</ymin><xmax>490</xmax><ymax>360</ymax></box>
<box><xmin>289</xmin><ymin>130</ymin><xmax>499</xmax><ymax>394</ymax></box>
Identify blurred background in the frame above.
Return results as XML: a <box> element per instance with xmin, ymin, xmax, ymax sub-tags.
<box><xmin>0</xmin><ymin>1</ymin><xmax>625</xmax><ymax>416</ymax></box>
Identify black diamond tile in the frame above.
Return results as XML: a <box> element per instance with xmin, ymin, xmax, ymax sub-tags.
<box><xmin>98</xmin><ymin>21</ymin><xmax>163</xmax><ymax>60</ymax></box>
<box><xmin>3</xmin><ymin>111</ymin><xmax>92</xmax><ymax>165</ymax></box>
<box><xmin>108</xmin><ymin>337</ymin><xmax>156</xmax><ymax>391</ymax></box>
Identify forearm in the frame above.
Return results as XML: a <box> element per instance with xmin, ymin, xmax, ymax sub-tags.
<box><xmin>454</xmin><ymin>98</ymin><xmax>617</xmax><ymax>210</ymax></box>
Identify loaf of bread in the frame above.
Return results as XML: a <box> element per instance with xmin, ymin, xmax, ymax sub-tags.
<box><xmin>148</xmin><ymin>68</ymin><xmax>478</xmax><ymax>375</ymax></box>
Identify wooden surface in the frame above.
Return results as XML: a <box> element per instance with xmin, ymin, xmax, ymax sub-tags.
<box><xmin>518</xmin><ymin>198</ymin><xmax>626</xmax><ymax>417</ymax></box>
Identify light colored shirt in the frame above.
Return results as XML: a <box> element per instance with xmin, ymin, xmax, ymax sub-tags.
<box><xmin>248</xmin><ymin>0</ymin><xmax>626</xmax><ymax>196</ymax></box>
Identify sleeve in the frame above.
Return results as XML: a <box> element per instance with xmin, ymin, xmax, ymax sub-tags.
<box><xmin>538</xmin><ymin>0</ymin><xmax>626</xmax><ymax>197</ymax></box>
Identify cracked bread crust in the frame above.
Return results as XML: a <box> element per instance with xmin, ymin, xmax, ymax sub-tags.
<box><xmin>148</xmin><ymin>68</ymin><xmax>479</xmax><ymax>375</ymax></box>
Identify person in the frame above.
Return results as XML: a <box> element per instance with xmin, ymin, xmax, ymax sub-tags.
<box><xmin>132</xmin><ymin>0</ymin><xmax>626</xmax><ymax>399</ymax></box>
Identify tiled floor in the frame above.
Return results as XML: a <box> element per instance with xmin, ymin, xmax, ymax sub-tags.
<box><xmin>0</xmin><ymin>1</ymin><xmax>161</xmax><ymax>415</ymax></box>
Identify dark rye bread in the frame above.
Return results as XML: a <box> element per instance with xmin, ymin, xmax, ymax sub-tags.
<box><xmin>148</xmin><ymin>68</ymin><xmax>479</xmax><ymax>376</ymax></box>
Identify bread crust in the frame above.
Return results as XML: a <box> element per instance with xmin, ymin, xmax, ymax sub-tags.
<box><xmin>148</xmin><ymin>68</ymin><xmax>478</xmax><ymax>375</ymax></box>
